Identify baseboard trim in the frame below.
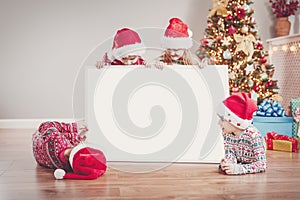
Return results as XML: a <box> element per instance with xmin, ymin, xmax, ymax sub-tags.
<box><xmin>0</xmin><ymin>119</ymin><xmax>74</xmax><ymax>129</ymax></box>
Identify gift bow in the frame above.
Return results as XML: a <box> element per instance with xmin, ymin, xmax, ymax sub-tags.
<box><xmin>234</xmin><ymin>34</ymin><xmax>256</xmax><ymax>58</ymax></box>
<box><xmin>256</xmin><ymin>100</ymin><xmax>285</xmax><ymax>117</ymax></box>
<box><xmin>265</xmin><ymin>132</ymin><xmax>298</xmax><ymax>153</ymax></box>
<box><xmin>208</xmin><ymin>0</ymin><xmax>229</xmax><ymax>17</ymax></box>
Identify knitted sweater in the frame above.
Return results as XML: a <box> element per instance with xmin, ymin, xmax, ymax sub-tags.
<box><xmin>223</xmin><ymin>125</ymin><xmax>267</xmax><ymax>174</ymax></box>
<box><xmin>32</xmin><ymin>121</ymin><xmax>80</xmax><ymax>170</ymax></box>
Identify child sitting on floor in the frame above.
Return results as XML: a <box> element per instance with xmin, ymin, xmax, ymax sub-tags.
<box><xmin>218</xmin><ymin>92</ymin><xmax>267</xmax><ymax>175</ymax></box>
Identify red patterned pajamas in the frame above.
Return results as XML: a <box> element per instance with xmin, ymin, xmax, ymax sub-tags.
<box><xmin>32</xmin><ymin>121</ymin><xmax>80</xmax><ymax>170</ymax></box>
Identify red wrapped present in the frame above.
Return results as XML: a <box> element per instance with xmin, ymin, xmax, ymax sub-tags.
<box><xmin>265</xmin><ymin>132</ymin><xmax>298</xmax><ymax>153</ymax></box>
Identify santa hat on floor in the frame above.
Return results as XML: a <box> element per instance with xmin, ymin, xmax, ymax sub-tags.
<box><xmin>54</xmin><ymin>143</ymin><xmax>107</xmax><ymax>180</ymax></box>
<box><xmin>222</xmin><ymin>92</ymin><xmax>258</xmax><ymax>130</ymax></box>
<box><xmin>110</xmin><ymin>28</ymin><xmax>145</xmax><ymax>59</ymax></box>
<box><xmin>161</xmin><ymin>17</ymin><xmax>193</xmax><ymax>49</ymax></box>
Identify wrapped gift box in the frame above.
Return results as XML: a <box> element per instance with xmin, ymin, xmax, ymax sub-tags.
<box><xmin>265</xmin><ymin>132</ymin><xmax>298</xmax><ymax>152</ymax></box>
<box><xmin>290</xmin><ymin>98</ymin><xmax>300</xmax><ymax>137</ymax></box>
<box><xmin>253</xmin><ymin>116</ymin><xmax>293</xmax><ymax>137</ymax></box>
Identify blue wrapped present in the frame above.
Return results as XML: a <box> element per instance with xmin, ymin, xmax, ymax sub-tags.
<box><xmin>252</xmin><ymin>116</ymin><xmax>293</xmax><ymax>137</ymax></box>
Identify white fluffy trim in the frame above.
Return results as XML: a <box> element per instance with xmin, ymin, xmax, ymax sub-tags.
<box><xmin>111</xmin><ymin>43</ymin><xmax>145</xmax><ymax>59</ymax></box>
<box><xmin>224</xmin><ymin>106</ymin><xmax>252</xmax><ymax>130</ymax></box>
<box><xmin>161</xmin><ymin>36</ymin><xmax>193</xmax><ymax>49</ymax></box>
<box><xmin>54</xmin><ymin>169</ymin><xmax>66</xmax><ymax>180</ymax></box>
<box><xmin>69</xmin><ymin>143</ymin><xmax>88</xmax><ymax>168</ymax></box>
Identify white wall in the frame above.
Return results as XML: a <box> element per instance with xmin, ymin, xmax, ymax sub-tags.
<box><xmin>0</xmin><ymin>0</ymin><xmax>277</xmax><ymax>119</ymax></box>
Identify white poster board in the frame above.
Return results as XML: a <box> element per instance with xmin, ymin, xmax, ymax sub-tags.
<box><xmin>85</xmin><ymin>65</ymin><xmax>229</xmax><ymax>165</ymax></box>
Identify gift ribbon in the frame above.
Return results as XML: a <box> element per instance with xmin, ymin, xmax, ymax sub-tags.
<box><xmin>234</xmin><ymin>33</ymin><xmax>256</xmax><ymax>58</ymax></box>
<box><xmin>256</xmin><ymin>100</ymin><xmax>285</xmax><ymax>117</ymax></box>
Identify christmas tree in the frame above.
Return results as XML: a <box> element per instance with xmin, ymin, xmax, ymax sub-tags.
<box><xmin>197</xmin><ymin>0</ymin><xmax>279</xmax><ymax>103</ymax></box>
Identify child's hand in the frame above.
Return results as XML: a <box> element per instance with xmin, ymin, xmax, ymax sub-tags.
<box><xmin>143</xmin><ymin>61</ymin><xmax>152</xmax><ymax>68</ymax></box>
<box><xmin>220</xmin><ymin>158</ymin><xmax>227</xmax><ymax>170</ymax></box>
<box><xmin>195</xmin><ymin>57</ymin><xmax>205</xmax><ymax>69</ymax></box>
<box><xmin>96</xmin><ymin>61</ymin><xmax>105</xmax><ymax>69</ymax></box>
<box><xmin>218</xmin><ymin>158</ymin><xmax>227</xmax><ymax>174</ymax></box>
<box><xmin>220</xmin><ymin>158</ymin><xmax>226</xmax><ymax>165</ymax></box>
<box><xmin>79</xmin><ymin>128</ymin><xmax>88</xmax><ymax>137</ymax></box>
<box><xmin>154</xmin><ymin>61</ymin><xmax>165</xmax><ymax>70</ymax></box>
<box><xmin>76</xmin><ymin>120</ymin><xmax>88</xmax><ymax>141</ymax></box>
<box><xmin>221</xmin><ymin>160</ymin><xmax>242</xmax><ymax>175</ymax></box>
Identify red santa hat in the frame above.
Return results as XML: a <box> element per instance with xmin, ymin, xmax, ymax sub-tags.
<box><xmin>161</xmin><ymin>18</ymin><xmax>193</xmax><ymax>49</ymax></box>
<box><xmin>54</xmin><ymin>143</ymin><xmax>107</xmax><ymax>180</ymax></box>
<box><xmin>222</xmin><ymin>92</ymin><xmax>258</xmax><ymax>130</ymax></box>
<box><xmin>110</xmin><ymin>28</ymin><xmax>145</xmax><ymax>59</ymax></box>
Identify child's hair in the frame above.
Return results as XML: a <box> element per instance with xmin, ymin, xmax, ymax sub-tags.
<box><xmin>161</xmin><ymin>49</ymin><xmax>193</xmax><ymax>65</ymax></box>
<box><xmin>182</xmin><ymin>49</ymin><xmax>193</xmax><ymax>65</ymax></box>
<box><xmin>161</xmin><ymin>49</ymin><xmax>173</xmax><ymax>65</ymax></box>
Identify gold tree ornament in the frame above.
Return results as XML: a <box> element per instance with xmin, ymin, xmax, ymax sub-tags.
<box><xmin>234</xmin><ymin>33</ymin><xmax>256</xmax><ymax>58</ymax></box>
<box><xmin>208</xmin><ymin>0</ymin><xmax>229</xmax><ymax>17</ymax></box>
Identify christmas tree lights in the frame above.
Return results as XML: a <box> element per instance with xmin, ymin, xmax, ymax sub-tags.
<box><xmin>197</xmin><ymin>0</ymin><xmax>279</xmax><ymax>103</ymax></box>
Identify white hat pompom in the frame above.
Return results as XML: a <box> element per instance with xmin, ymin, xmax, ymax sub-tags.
<box><xmin>54</xmin><ymin>169</ymin><xmax>66</xmax><ymax>180</ymax></box>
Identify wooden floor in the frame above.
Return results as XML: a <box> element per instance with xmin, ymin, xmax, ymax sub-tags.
<box><xmin>1</xmin><ymin>129</ymin><xmax>300</xmax><ymax>200</ymax></box>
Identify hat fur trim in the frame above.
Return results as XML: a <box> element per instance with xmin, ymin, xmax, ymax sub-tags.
<box><xmin>111</xmin><ymin>42</ymin><xmax>145</xmax><ymax>59</ymax></box>
<box><xmin>223</xmin><ymin>106</ymin><xmax>252</xmax><ymax>130</ymax></box>
<box><xmin>161</xmin><ymin>36</ymin><xmax>193</xmax><ymax>49</ymax></box>
<box><xmin>69</xmin><ymin>143</ymin><xmax>87</xmax><ymax>168</ymax></box>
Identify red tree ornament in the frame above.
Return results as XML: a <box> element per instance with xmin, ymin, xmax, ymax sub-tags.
<box><xmin>228</xmin><ymin>26</ymin><xmax>236</xmax><ymax>35</ymax></box>
<box><xmin>255</xmin><ymin>42</ymin><xmax>264</xmax><ymax>50</ymax></box>
<box><xmin>261</xmin><ymin>57</ymin><xmax>267</xmax><ymax>64</ymax></box>
<box><xmin>226</xmin><ymin>15</ymin><xmax>233</xmax><ymax>21</ymax></box>
<box><xmin>201</xmin><ymin>38</ymin><xmax>208</xmax><ymax>46</ymax></box>
<box><xmin>236</xmin><ymin>8</ymin><xmax>246</xmax><ymax>19</ymax></box>
<box><xmin>232</xmin><ymin>85</ymin><xmax>239</xmax><ymax>92</ymax></box>
<box><xmin>253</xmin><ymin>85</ymin><xmax>261</xmax><ymax>92</ymax></box>
<box><xmin>266</xmin><ymin>80</ymin><xmax>274</xmax><ymax>87</ymax></box>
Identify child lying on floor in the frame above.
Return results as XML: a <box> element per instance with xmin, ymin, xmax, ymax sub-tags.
<box><xmin>218</xmin><ymin>92</ymin><xmax>267</xmax><ymax>175</ymax></box>
<box><xmin>32</xmin><ymin>121</ymin><xmax>107</xmax><ymax>180</ymax></box>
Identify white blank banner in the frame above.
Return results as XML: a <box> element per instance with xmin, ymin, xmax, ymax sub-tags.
<box><xmin>85</xmin><ymin>65</ymin><xmax>229</xmax><ymax>166</ymax></box>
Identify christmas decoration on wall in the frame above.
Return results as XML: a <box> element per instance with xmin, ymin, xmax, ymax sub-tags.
<box><xmin>196</xmin><ymin>0</ymin><xmax>279</xmax><ymax>103</ymax></box>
